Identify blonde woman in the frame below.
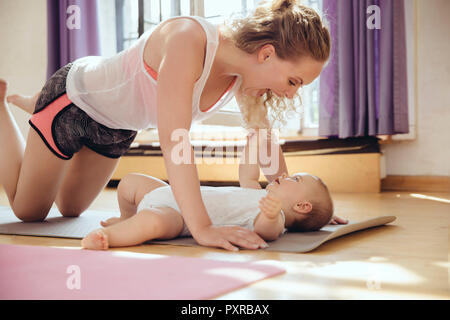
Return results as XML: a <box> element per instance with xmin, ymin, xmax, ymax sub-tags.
<box><xmin>0</xmin><ymin>0</ymin><xmax>332</xmax><ymax>251</ymax></box>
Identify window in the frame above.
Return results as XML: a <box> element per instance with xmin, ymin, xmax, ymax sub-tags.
<box><xmin>202</xmin><ymin>0</ymin><xmax>260</xmax><ymax>115</ymax></box>
<box><xmin>299</xmin><ymin>0</ymin><xmax>321</xmax><ymax>134</ymax></box>
<box><xmin>98</xmin><ymin>0</ymin><xmax>191</xmax><ymax>56</ymax></box>
<box><xmin>97</xmin><ymin>0</ymin><xmax>323</xmax><ymax>137</ymax></box>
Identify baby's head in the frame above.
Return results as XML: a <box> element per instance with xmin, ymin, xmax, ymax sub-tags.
<box><xmin>266</xmin><ymin>172</ymin><xmax>333</xmax><ymax>231</ymax></box>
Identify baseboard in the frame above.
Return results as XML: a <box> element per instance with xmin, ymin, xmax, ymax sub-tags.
<box><xmin>381</xmin><ymin>175</ymin><xmax>450</xmax><ymax>192</ymax></box>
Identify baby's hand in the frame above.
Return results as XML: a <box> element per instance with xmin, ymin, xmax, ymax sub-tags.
<box><xmin>258</xmin><ymin>192</ymin><xmax>282</xmax><ymax>219</ymax></box>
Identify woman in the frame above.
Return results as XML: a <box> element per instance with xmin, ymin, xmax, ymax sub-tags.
<box><xmin>0</xmin><ymin>0</ymin><xmax>333</xmax><ymax>251</ymax></box>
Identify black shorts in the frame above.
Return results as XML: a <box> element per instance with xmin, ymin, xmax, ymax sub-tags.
<box><xmin>29</xmin><ymin>63</ymin><xmax>137</xmax><ymax>160</ymax></box>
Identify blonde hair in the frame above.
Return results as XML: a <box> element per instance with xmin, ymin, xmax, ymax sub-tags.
<box><xmin>288</xmin><ymin>177</ymin><xmax>334</xmax><ymax>232</ymax></box>
<box><xmin>222</xmin><ymin>0</ymin><xmax>331</xmax><ymax>129</ymax></box>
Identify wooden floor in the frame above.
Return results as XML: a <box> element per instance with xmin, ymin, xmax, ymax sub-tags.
<box><xmin>0</xmin><ymin>187</ymin><xmax>448</xmax><ymax>300</ymax></box>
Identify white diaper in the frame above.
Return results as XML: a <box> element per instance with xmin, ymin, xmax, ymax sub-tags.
<box><xmin>137</xmin><ymin>186</ymin><xmax>279</xmax><ymax>237</ymax></box>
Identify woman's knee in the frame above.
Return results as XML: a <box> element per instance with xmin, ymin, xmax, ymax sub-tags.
<box><xmin>12</xmin><ymin>202</ymin><xmax>51</xmax><ymax>222</ymax></box>
<box><xmin>55</xmin><ymin>199</ymin><xmax>87</xmax><ymax>218</ymax></box>
<box><xmin>55</xmin><ymin>194</ymin><xmax>91</xmax><ymax>218</ymax></box>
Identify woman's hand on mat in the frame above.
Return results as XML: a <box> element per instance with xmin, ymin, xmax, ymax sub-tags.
<box><xmin>258</xmin><ymin>192</ymin><xmax>283</xmax><ymax>220</ymax></box>
<box><xmin>329</xmin><ymin>215</ymin><xmax>349</xmax><ymax>225</ymax></box>
<box><xmin>193</xmin><ymin>225</ymin><xmax>268</xmax><ymax>252</ymax></box>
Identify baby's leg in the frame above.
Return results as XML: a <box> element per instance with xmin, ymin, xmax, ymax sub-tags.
<box><xmin>7</xmin><ymin>91</ymin><xmax>40</xmax><ymax>114</ymax></box>
<box><xmin>101</xmin><ymin>173</ymin><xmax>169</xmax><ymax>227</ymax></box>
<box><xmin>82</xmin><ymin>206</ymin><xmax>184</xmax><ymax>250</ymax></box>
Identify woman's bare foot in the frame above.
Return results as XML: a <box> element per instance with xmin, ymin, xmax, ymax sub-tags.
<box><xmin>81</xmin><ymin>229</ymin><xmax>109</xmax><ymax>250</ymax></box>
<box><xmin>0</xmin><ymin>79</ymin><xmax>7</xmax><ymax>104</ymax></box>
<box><xmin>6</xmin><ymin>92</ymin><xmax>39</xmax><ymax>114</ymax></box>
<box><xmin>100</xmin><ymin>217</ymin><xmax>124</xmax><ymax>227</ymax></box>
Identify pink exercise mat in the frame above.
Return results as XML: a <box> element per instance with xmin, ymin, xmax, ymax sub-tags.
<box><xmin>0</xmin><ymin>244</ymin><xmax>284</xmax><ymax>300</ymax></box>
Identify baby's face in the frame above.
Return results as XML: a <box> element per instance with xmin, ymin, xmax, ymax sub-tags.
<box><xmin>266</xmin><ymin>173</ymin><xmax>321</xmax><ymax>205</ymax></box>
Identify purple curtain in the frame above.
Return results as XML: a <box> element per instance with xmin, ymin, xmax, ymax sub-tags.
<box><xmin>319</xmin><ymin>0</ymin><xmax>409</xmax><ymax>138</ymax></box>
<box><xmin>47</xmin><ymin>0</ymin><xmax>100</xmax><ymax>79</ymax></box>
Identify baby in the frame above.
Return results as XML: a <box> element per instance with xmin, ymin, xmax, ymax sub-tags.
<box><xmin>81</xmin><ymin>170</ymin><xmax>335</xmax><ymax>250</ymax></box>
<box><xmin>82</xmin><ymin>130</ymin><xmax>339</xmax><ymax>250</ymax></box>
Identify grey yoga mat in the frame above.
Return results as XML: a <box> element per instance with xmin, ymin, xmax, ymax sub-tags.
<box><xmin>0</xmin><ymin>206</ymin><xmax>396</xmax><ymax>253</ymax></box>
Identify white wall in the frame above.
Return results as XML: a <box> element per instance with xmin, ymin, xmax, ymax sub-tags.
<box><xmin>0</xmin><ymin>0</ymin><xmax>47</xmax><ymax>138</ymax></box>
<box><xmin>382</xmin><ymin>0</ymin><xmax>450</xmax><ymax>177</ymax></box>
<box><xmin>0</xmin><ymin>0</ymin><xmax>448</xmax><ymax>177</ymax></box>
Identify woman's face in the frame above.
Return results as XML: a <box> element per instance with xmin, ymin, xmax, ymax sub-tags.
<box><xmin>240</xmin><ymin>45</ymin><xmax>325</xmax><ymax>99</ymax></box>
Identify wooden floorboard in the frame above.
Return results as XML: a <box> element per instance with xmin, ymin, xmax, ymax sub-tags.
<box><xmin>0</xmin><ymin>187</ymin><xmax>448</xmax><ymax>299</ymax></box>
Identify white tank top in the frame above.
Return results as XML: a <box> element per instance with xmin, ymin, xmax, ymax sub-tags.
<box><xmin>65</xmin><ymin>16</ymin><xmax>242</xmax><ymax>131</ymax></box>
<box><xmin>137</xmin><ymin>186</ymin><xmax>286</xmax><ymax>237</ymax></box>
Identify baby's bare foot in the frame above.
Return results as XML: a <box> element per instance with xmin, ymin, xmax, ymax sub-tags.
<box><xmin>0</xmin><ymin>79</ymin><xmax>7</xmax><ymax>103</ymax></box>
<box><xmin>100</xmin><ymin>217</ymin><xmax>123</xmax><ymax>227</ymax></box>
<box><xmin>6</xmin><ymin>93</ymin><xmax>37</xmax><ymax>114</ymax></box>
<box><xmin>81</xmin><ymin>229</ymin><xmax>109</xmax><ymax>250</ymax></box>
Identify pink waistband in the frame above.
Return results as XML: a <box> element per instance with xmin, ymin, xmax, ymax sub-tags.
<box><xmin>29</xmin><ymin>94</ymin><xmax>72</xmax><ymax>159</ymax></box>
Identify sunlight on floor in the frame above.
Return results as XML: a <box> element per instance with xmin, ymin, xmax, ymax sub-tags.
<box><xmin>287</xmin><ymin>260</ymin><xmax>424</xmax><ymax>285</ymax></box>
<box><xmin>409</xmin><ymin>193</ymin><xmax>450</xmax><ymax>204</ymax></box>
<box><xmin>252</xmin><ymin>259</ymin><xmax>429</xmax><ymax>299</ymax></box>
<box><xmin>267</xmin><ymin>259</ymin><xmax>436</xmax><ymax>298</ymax></box>
<box><xmin>253</xmin><ymin>277</ymin><xmax>337</xmax><ymax>299</ymax></box>
<box><xmin>331</xmin><ymin>284</ymin><xmax>446</xmax><ymax>300</ymax></box>
<box><xmin>432</xmin><ymin>261</ymin><xmax>450</xmax><ymax>269</ymax></box>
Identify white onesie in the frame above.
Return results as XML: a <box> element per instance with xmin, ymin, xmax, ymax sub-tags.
<box><xmin>137</xmin><ymin>186</ymin><xmax>286</xmax><ymax>237</ymax></box>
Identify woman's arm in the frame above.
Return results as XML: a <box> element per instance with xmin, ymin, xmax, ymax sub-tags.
<box><xmin>154</xmin><ymin>20</ymin><xmax>267</xmax><ymax>251</ymax></box>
